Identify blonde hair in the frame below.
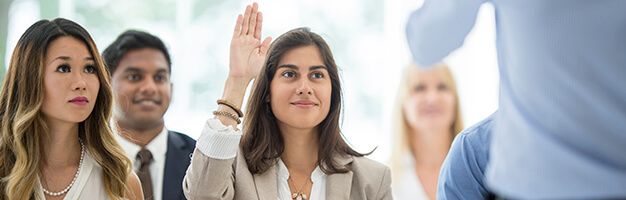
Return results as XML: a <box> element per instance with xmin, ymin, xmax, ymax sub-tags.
<box><xmin>389</xmin><ymin>62</ymin><xmax>464</xmax><ymax>182</ymax></box>
<box><xmin>0</xmin><ymin>18</ymin><xmax>133</xmax><ymax>200</ymax></box>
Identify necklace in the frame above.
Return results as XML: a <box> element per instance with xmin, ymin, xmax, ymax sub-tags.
<box><xmin>42</xmin><ymin>139</ymin><xmax>85</xmax><ymax>196</ymax></box>
<box><xmin>288</xmin><ymin>175</ymin><xmax>311</xmax><ymax>200</ymax></box>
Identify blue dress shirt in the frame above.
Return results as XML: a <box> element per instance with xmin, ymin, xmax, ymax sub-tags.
<box><xmin>438</xmin><ymin>113</ymin><xmax>494</xmax><ymax>200</ymax></box>
<box><xmin>407</xmin><ymin>0</ymin><xmax>626</xmax><ymax>198</ymax></box>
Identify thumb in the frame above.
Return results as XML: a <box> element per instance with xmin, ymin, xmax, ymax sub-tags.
<box><xmin>259</xmin><ymin>37</ymin><xmax>272</xmax><ymax>56</ymax></box>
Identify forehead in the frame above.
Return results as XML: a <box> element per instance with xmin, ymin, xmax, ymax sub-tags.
<box><xmin>277</xmin><ymin>45</ymin><xmax>325</xmax><ymax>68</ymax></box>
<box><xmin>410</xmin><ymin>67</ymin><xmax>445</xmax><ymax>85</ymax></box>
<box><xmin>115</xmin><ymin>48</ymin><xmax>169</xmax><ymax>74</ymax></box>
<box><xmin>45</xmin><ymin>36</ymin><xmax>91</xmax><ymax>61</ymax></box>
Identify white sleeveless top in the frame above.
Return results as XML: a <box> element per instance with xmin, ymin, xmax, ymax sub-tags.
<box><xmin>392</xmin><ymin>153</ymin><xmax>429</xmax><ymax>200</ymax></box>
<box><xmin>36</xmin><ymin>150</ymin><xmax>110</xmax><ymax>199</ymax></box>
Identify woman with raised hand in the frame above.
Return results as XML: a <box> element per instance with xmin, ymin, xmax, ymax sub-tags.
<box><xmin>0</xmin><ymin>18</ymin><xmax>143</xmax><ymax>200</ymax></box>
<box><xmin>389</xmin><ymin>63</ymin><xmax>463</xmax><ymax>200</ymax></box>
<box><xmin>183</xmin><ymin>3</ymin><xmax>392</xmax><ymax>200</ymax></box>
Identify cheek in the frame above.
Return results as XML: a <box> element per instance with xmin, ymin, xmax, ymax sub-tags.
<box><xmin>403</xmin><ymin>95</ymin><xmax>423</xmax><ymax>123</ymax></box>
<box><xmin>443</xmin><ymin>94</ymin><xmax>456</xmax><ymax>112</ymax></box>
<box><xmin>89</xmin><ymin>76</ymin><xmax>100</xmax><ymax>93</ymax></box>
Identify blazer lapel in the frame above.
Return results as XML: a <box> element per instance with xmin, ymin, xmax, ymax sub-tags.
<box><xmin>162</xmin><ymin>131</ymin><xmax>193</xmax><ymax>200</ymax></box>
<box><xmin>326</xmin><ymin>155</ymin><xmax>354</xmax><ymax>199</ymax></box>
<box><xmin>253</xmin><ymin>163</ymin><xmax>278</xmax><ymax>200</ymax></box>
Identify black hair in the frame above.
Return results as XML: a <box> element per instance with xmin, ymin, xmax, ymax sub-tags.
<box><xmin>102</xmin><ymin>30</ymin><xmax>172</xmax><ymax>75</ymax></box>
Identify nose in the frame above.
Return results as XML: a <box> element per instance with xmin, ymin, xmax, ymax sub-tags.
<box><xmin>139</xmin><ymin>78</ymin><xmax>157</xmax><ymax>95</ymax></box>
<box><xmin>424</xmin><ymin>89</ymin><xmax>440</xmax><ymax>103</ymax></box>
<box><xmin>72</xmin><ymin>73</ymin><xmax>88</xmax><ymax>91</ymax></box>
<box><xmin>295</xmin><ymin>77</ymin><xmax>313</xmax><ymax>95</ymax></box>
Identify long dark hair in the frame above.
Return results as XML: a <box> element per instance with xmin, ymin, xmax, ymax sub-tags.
<box><xmin>0</xmin><ymin>18</ymin><xmax>132</xmax><ymax>199</ymax></box>
<box><xmin>241</xmin><ymin>27</ymin><xmax>368</xmax><ymax>174</ymax></box>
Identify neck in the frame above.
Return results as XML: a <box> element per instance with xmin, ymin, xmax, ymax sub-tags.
<box><xmin>44</xmin><ymin>119</ymin><xmax>81</xmax><ymax>168</ymax></box>
<box><xmin>117</xmin><ymin>120</ymin><xmax>164</xmax><ymax>148</ymax></box>
<box><xmin>280</xmin><ymin>127</ymin><xmax>319</xmax><ymax>173</ymax></box>
<box><xmin>409</xmin><ymin>127</ymin><xmax>453</xmax><ymax>167</ymax></box>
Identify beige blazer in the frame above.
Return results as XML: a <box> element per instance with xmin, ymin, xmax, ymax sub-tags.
<box><xmin>183</xmin><ymin>148</ymin><xmax>392</xmax><ymax>200</ymax></box>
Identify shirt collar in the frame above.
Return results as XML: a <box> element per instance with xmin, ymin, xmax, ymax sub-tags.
<box><xmin>115</xmin><ymin>127</ymin><xmax>169</xmax><ymax>162</ymax></box>
<box><xmin>276</xmin><ymin>158</ymin><xmax>326</xmax><ymax>183</ymax></box>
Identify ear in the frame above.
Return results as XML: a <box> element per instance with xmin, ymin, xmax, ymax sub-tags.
<box><xmin>265</xmin><ymin>94</ymin><xmax>270</xmax><ymax>102</ymax></box>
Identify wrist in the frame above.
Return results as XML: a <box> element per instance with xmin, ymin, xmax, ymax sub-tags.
<box><xmin>221</xmin><ymin>76</ymin><xmax>252</xmax><ymax>107</ymax></box>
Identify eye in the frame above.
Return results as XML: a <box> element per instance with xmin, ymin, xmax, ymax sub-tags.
<box><xmin>84</xmin><ymin>65</ymin><xmax>97</xmax><ymax>74</ymax></box>
<box><xmin>154</xmin><ymin>75</ymin><xmax>167</xmax><ymax>82</ymax></box>
<box><xmin>438</xmin><ymin>84</ymin><xmax>448</xmax><ymax>91</ymax></box>
<box><xmin>414</xmin><ymin>85</ymin><xmax>425</xmax><ymax>92</ymax></box>
<box><xmin>56</xmin><ymin>64</ymin><xmax>71</xmax><ymax>73</ymax></box>
<box><xmin>126</xmin><ymin>74</ymin><xmax>140</xmax><ymax>81</ymax></box>
<box><xmin>282</xmin><ymin>71</ymin><xmax>296</xmax><ymax>78</ymax></box>
<box><xmin>310</xmin><ymin>72</ymin><xmax>324</xmax><ymax>79</ymax></box>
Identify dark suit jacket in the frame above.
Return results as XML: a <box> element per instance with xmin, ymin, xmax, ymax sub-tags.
<box><xmin>163</xmin><ymin>131</ymin><xmax>196</xmax><ymax>200</ymax></box>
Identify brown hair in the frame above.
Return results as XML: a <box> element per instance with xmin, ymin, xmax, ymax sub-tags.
<box><xmin>0</xmin><ymin>18</ymin><xmax>132</xmax><ymax>200</ymax></box>
<box><xmin>241</xmin><ymin>27</ymin><xmax>368</xmax><ymax>174</ymax></box>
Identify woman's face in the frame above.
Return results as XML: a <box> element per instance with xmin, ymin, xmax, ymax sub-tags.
<box><xmin>403</xmin><ymin>68</ymin><xmax>456</xmax><ymax>132</ymax></box>
<box><xmin>42</xmin><ymin>36</ymin><xmax>100</xmax><ymax>125</ymax></box>
<box><xmin>269</xmin><ymin>45</ymin><xmax>332</xmax><ymax>133</ymax></box>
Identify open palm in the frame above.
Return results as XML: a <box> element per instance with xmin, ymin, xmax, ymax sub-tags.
<box><xmin>229</xmin><ymin>2</ymin><xmax>272</xmax><ymax>82</ymax></box>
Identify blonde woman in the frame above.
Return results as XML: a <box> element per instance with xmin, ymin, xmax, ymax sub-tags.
<box><xmin>0</xmin><ymin>18</ymin><xmax>143</xmax><ymax>200</ymax></box>
<box><xmin>389</xmin><ymin>62</ymin><xmax>463</xmax><ymax>200</ymax></box>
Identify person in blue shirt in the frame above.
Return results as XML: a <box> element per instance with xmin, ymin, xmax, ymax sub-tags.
<box><xmin>437</xmin><ymin>113</ymin><xmax>495</xmax><ymax>200</ymax></box>
<box><xmin>406</xmin><ymin>0</ymin><xmax>626</xmax><ymax>199</ymax></box>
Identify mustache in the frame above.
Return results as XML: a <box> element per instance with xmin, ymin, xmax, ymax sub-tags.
<box><xmin>131</xmin><ymin>95</ymin><xmax>163</xmax><ymax>104</ymax></box>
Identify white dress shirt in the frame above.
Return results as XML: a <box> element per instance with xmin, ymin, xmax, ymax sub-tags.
<box><xmin>116</xmin><ymin>127</ymin><xmax>169</xmax><ymax>200</ymax></box>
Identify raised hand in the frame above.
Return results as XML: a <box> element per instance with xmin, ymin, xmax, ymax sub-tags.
<box><xmin>217</xmin><ymin>2</ymin><xmax>272</xmax><ymax>128</ymax></box>
<box><xmin>229</xmin><ymin>2</ymin><xmax>272</xmax><ymax>82</ymax></box>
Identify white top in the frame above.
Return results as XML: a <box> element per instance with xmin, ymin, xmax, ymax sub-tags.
<box><xmin>392</xmin><ymin>153</ymin><xmax>429</xmax><ymax>200</ymax></box>
<box><xmin>276</xmin><ymin>159</ymin><xmax>327</xmax><ymax>200</ymax></box>
<box><xmin>115</xmin><ymin>127</ymin><xmax>169</xmax><ymax>200</ymax></box>
<box><xmin>196</xmin><ymin>118</ymin><xmax>328</xmax><ymax>200</ymax></box>
<box><xmin>36</xmin><ymin>150</ymin><xmax>109</xmax><ymax>199</ymax></box>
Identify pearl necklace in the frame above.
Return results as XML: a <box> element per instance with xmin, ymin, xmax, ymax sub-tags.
<box><xmin>42</xmin><ymin>139</ymin><xmax>85</xmax><ymax>196</ymax></box>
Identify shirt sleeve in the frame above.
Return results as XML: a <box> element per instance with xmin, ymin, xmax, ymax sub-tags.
<box><xmin>194</xmin><ymin>118</ymin><xmax>243</xmax><ymax>159</ymax></box>
<box><xmin>437</xmin><ymin>133</ymin><xmax>491</xmax><ymax>200</ymax></box>
<box><xmin>406</xmin><ymin>0</ymin><xmax>487</xmax><ymax>67</ymax></box>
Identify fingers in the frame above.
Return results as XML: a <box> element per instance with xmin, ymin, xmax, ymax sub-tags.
<box><xmin>233</xmin><ymin>14</ymin><xmax>243</xmax><ymax>38</ymax></box>
<box><xmin>254</xmin><ymin>12</ymin><xmax>263</xmax><ymax>39</ymax></box>
<box><xmin>259</xmin><ymin>37</ymin><xmax>272</xmax><ymax>56</ymax></box>
<box><xmin>241</xmin><ymin>5</ymin><xmax>251</xmax><ymax>36</ymax></box>
<box><xmin>248</xmin><ymin>2</ymin><xmax>258</xmax><ymax>36</ymax></box>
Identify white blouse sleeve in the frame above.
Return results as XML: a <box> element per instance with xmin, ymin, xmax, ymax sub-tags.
<box><xmin>194</xmin><ymin>118</ymin><xmax>243</xmax><ymax>160</ymax></box>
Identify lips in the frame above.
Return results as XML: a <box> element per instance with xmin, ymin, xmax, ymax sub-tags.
<box><xmin>69</xmin><ymin>96</ymin><xmax>89</xmax><ymax>105</ymax></box>
<box><xmin>291</xmin><ymin>100</ymin><xmax>318</xmax><ymax>109</ymax></box>
<box><xmin>423</xmin><ymin>107</ymin><xmax>442</xmax><ymax>115</ymax></box>
<box><xmin>132</xmin><ymin>97</ymin><xmax>162</xmax><ymax>109</ymax></box>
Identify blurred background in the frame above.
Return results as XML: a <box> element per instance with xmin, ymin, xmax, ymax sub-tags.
<box><xmin>0</xmin><ymin>0</ymin><xmax>498</xmax><ymax>162</ymax></box>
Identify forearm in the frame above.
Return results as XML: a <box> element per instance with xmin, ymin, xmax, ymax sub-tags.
<box><xmin>406</xmin><ymin>0</ymin><xmax>486</xmax><ymax>67</ymax></box>
<box><xmin>183</xmin><ymin>119</ymin><xmax>242</xmax><ymax>199</ymax></box>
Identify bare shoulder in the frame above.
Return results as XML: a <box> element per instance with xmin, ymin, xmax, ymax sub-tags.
<box><xmin>126</xmin><ymin>171</ymin><xmax>144</xmax><ymax>200</ymax></box>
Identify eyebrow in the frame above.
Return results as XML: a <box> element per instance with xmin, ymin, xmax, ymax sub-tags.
<box><xmin>277</xmin><ymin>64</ymin><xmax>327</xmax><ymax>71</ymax></box>
<box><xmin>53</xmin><ymin>56</ymin><xmax>94</xmax><ymax>61</ymax></box>
<box><xmin>49</xmin><ymin>56</ymin><xmax>94</xmax><ymax>65</ymax></box>
<box><xmin>123</xmin><ymin>67</ymin><xmax>169</xmax><ymax>74</ymax></box>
